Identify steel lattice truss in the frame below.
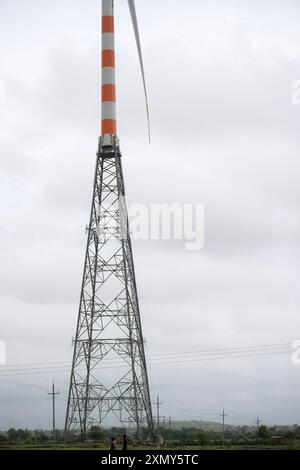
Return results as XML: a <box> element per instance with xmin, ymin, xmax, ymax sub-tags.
<box><xmin>65</xmin><ymin>137</ymin><xmax>154</xmax><ymax>439</ymax></box>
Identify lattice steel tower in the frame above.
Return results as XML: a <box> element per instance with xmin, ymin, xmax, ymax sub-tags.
<box><xmin>65</xmin><ymin>0</ymin><xmax>154</xmax><ymax>440</ymax></box>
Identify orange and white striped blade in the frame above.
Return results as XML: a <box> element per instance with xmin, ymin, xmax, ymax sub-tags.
<box><xmin>127</xmin><ymin>0</ymin><xmax>151</xmax><ymax>143</ymax></box>
<box><xmin>101</xmin><ymin>0</ymin><xmax>150</xmax><ymax>143</ymax></box>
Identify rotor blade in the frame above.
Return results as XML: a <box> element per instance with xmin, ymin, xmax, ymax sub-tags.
<box><xmin>127</xmin><ymin>0</ymin><xmax>151</xmax><ymax>142</ymax></box>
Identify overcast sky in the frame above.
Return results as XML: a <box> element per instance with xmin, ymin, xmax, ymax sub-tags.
<box><xmin>1</xmin><ymin>0</ymin><xmax>300</xmax><ymax>430</ymax></box>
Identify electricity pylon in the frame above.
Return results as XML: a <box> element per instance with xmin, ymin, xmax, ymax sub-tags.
<box><xmin>65</xmin><ymin>137</ymin><xmax>154</xmax><ymax>440</ymax></box>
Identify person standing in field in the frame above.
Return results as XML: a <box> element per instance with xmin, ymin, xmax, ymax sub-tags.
<box><xmin>110</xmin><ymin>437</ymin><xmax>117</xmax><ymax>451</ymax></box>
<box><xmin>122</xmin><ymin>434</ymin><xmax>128</xmax><ymax>451</ymax></box>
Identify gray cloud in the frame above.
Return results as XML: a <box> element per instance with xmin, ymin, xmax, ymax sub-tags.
<box><xmin>0</xmin><ymin>0</ymin><xmax>300</xmax><ymax>430</ymax></box>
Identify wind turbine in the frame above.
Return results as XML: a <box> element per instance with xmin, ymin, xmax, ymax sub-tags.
<box><xmin>65</xmin><ymin>0</ymin><xmax>154</xmax><ymax>440</ymax></box>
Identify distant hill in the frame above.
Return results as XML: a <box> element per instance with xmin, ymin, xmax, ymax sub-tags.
<box><xmin>170</xmin><ymin>420</ymin><xmax>226</xmax><ymax>431</ymax></box>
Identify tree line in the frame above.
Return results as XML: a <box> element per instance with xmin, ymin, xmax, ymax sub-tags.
<box><xmin>1</xmin><ymin>424</ymin><xmax>300</xmax><ymax>446</ymax></box>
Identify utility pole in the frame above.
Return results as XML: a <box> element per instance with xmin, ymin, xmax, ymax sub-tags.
<box><xmin>220</xmin><ymin>409</ymin><xmax>227</xmax><ymax>448</ymax></box>
<box><xmin>153</xmin><ymin>395</ymin><xmax>163</xmax><ymax>431</ymax></box>
<box><xmin>168</xmin><ymin>416</ymin><xmax>172</xmax><ymax>431</ymax></box>
<box><xmin>48</xmin><ymin>382</ymin><xmax>59</xmax><ymax>449</ymax></box>
<box><xmin>255</xmin><ymin>416</ymin><xmax>261</xmax><ymax>449</ymax></box>
<box><xmin>163</xmin><ymin>417</ymin><xmax>166</xmax><ymax>443</ymax></box>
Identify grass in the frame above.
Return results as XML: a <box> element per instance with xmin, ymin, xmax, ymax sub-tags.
<box><xmin>2</xmin><ymin>442</ymin><xmax>300</xmax><ymax>451</ymax></box>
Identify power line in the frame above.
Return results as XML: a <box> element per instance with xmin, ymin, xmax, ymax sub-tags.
<box><xmin>148</xmin><ymin>342</ymin><xmax>292</xmax><ymax>357</ymax></box>
<box><xmin>0</xmin><ymin>349</ymin><xmax>292</xmax><ymax>378</ymax></box>
<box><xmin>0</xmin><ymin>342</ymin><xmax>291</xmax><ymax>370</ymax></box>
<box><xmin>150</xmin><ymin>349</ymin><xmax>291</xmax><ymax>366</ymax></box>
<box><xmin>0</xmin><ymin>342</ymin><xmax>293</xmax><ymax>377</ymax></box>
